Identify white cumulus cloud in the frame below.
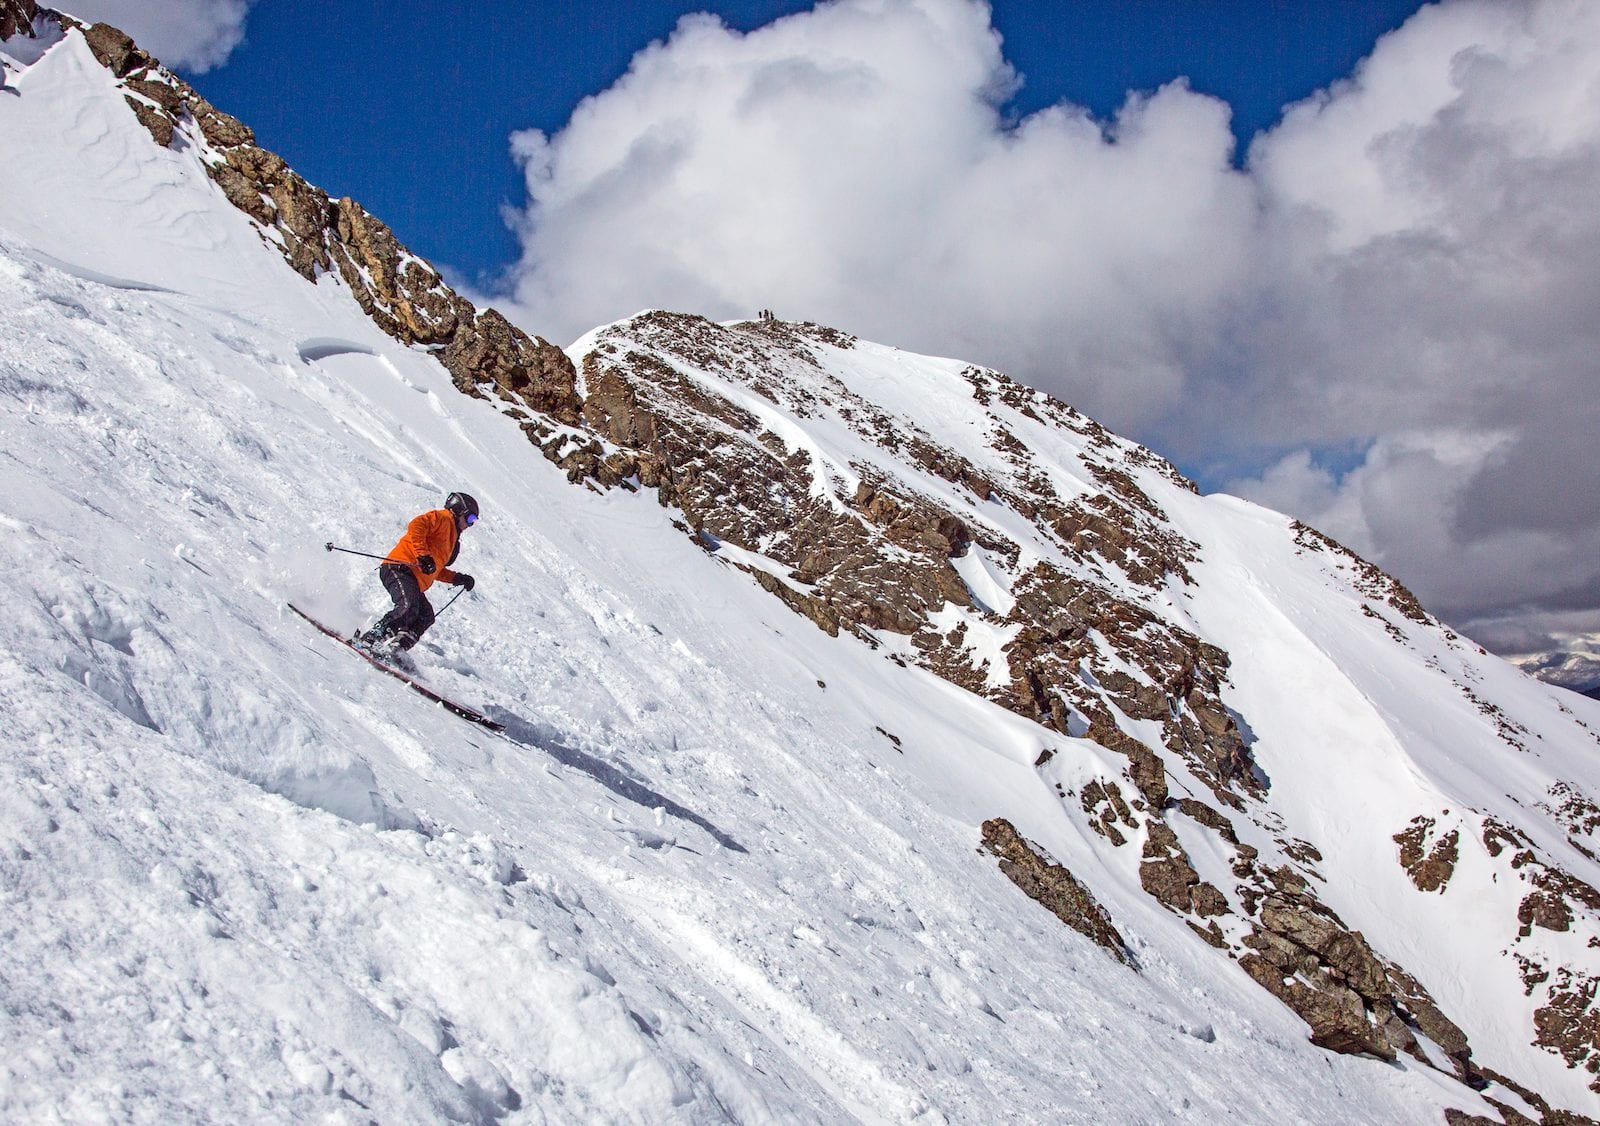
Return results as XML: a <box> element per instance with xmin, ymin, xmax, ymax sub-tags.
<box><xmin>65</xmin><ymin>0</ymin><xmax>254</xmax><ymax>72</ymax></box>
<box><xmin>498</xmin><ymin>0</ymin><xmax>1600</xmax><ymax>650</ymax></box>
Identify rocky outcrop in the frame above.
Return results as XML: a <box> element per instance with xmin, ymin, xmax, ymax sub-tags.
<box><xmin>982</xmin><ymin>818</ymin><xmax>1132</xmax><ymax>966</ymax></box>
<box><xmin>1395</xmin><ymin>816</ymin><xmax>1460</xmax><ymax>893</ymax></box>
<box><xmin>1237</xmin><ymin>885</ymin><xmax>1465</xmax><ymax>1068</ymax></box>
<box><xmin>440</xmin><ymin>308</ymin><xmax>581</xmax><ymax>425</ymax></box>
<box><xmin>1534</xmin><ymin>969</ymin><xmax>1600</xmax><ymax>1094</ymax></box>
<box><xmin>1</xmin><ymin>0</ymin><xmax>36</xmax><ymax>41</ymax></box>
<box><xmin>69</xmin><ymin>15</ymin><xmax>582</xmax><ymax>429</ymax></box>
<box><xmin>580</xmin><ymin>313</ymin><xmax>979</xmax><ymax>639</ymax></box>
<box><xmin>83</xmin><ymin>21</ymin><xmax>147</xmax><ymax>77</ymax></box>
<box><xmin>576</xmin><ymin>313</ymin><xmax>1259</xmax><ymax>825</ymax></box>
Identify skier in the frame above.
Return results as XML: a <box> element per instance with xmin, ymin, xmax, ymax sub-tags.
<box><xmin>358</xmin><ymin>492</ymin><xmax>479</xmax><ymax>655</ymax></box>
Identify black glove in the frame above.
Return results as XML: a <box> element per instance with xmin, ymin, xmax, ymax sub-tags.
<box><xmin>452</xmin><ymin>573</ymin><xmax>475</xmax><ymax>591</ymax></box>
<box><xmin>417</xmin><ymin>554</ymin><xmax>436</xmax><ymax>575</ymax></box>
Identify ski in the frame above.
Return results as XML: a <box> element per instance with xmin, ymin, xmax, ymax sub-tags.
<box><xmin>287</xmin><ymin>604</ymin><xmax>504</xmax><ymax>731</ymax></box>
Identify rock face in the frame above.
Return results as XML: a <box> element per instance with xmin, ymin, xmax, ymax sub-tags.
<box><xmin>981</xmin><ymin>819</ymin><xmax>1132</xmax><ymax>966</ymax></box>
<box><xmin>577</xmin><ymin>313</ymin><xmax>1253</xmax><ymax>801</ymax></box>
<box><xmin>1395</xmin><ymin>816</ymin><xmax>1460</xmax><ymax>893</ymax></box>
<box><xmin>1</xmin><ymin>0</ymin><xmax>36</xmax><ymax>41</ymax></box>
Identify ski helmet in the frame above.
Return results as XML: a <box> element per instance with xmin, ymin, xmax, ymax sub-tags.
<box><xmin>445</xmin><ymin>492</ymin><xmax>479</xmax><ymax>524</ymax></box>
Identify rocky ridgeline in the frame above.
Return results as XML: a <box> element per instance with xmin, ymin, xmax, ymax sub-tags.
<box><xmin>43</xmin><ymin>11</ymin><xmax>1598</xmax><ymax>1116</ymax></box>
<box><xmin>980</xmin><ymin>819</ymin><xmax>1132</xmax><ymax>966</ymax></box>
<box><xmin>56</xmin><ymin>15</ymin><xmax>581</xmax><ymax>428</ymax></box>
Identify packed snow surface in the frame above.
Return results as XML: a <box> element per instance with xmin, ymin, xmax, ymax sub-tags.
<box><xmin>4</xmin><ymin>24</ymin><xmax>1597</xmax><ymax>1123</ymax></box>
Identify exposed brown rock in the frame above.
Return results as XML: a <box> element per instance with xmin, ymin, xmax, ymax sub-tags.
<box><xmin>1178</xmin><ymin>797</ymin><xmax>1240</xmax><ymax>845</ymax></box>
<box><xmin>1395</xmin><ymin>816</ymin><xmax>1461</xmax><ymax>893</ymax></box>
<box><xmin>1545</xmin><ymin>995</ymin><xmax>1600</xmax><ymax>1102</ymax></box>
<box><xmin>982</xmin><ymin>818</ymin><xmax>1132</xmax><ymax>966</ymax></box>
<box><xmin>1518</xmin><ymin>864</ymin><xmax>1600</xmax><ymax>937</ymax></box>
<box><xmin>1191</xmin><ymin>882</ymin><xmax>1231</xmax><ymax>918</ymax></box>
<box><xmin>582</xmin><ymin>358</ymin><xmax>657</xmax><ymax>447</ymax></box>
<box><xmin>123</xmin><ymin>95</ymin><xmax>173</xmax><ymax>147</ymax></box>
<box><xmin>1385</xmin><ymin>961</ymin><xmax>1471</xmax><ymax>1068</ymax></box>
<box><xmin>440</xmin><ymin>308</ymin><xmax>583</xmax><ymax>423</ymax></box>
<box><xmin>746</xmin><ymin>567</ymin><xmax>840</xmax><ymax>637</ymax></box>
<box><xmin>210</xmin><ymin>161</ymin><xmax>273</xmax><ymax>224</ymax></box>
<box><xmin>123</xmin><ymin>77</ymin><xmax>184</xmax><ymax>114</ymax></box>
<box><xmin>1546</xmin><ymin>781</ymin><xmax>1600</xmax><ymax>840</ymax></box>
<box><xmin>330</xmin><ymin>199</ymin><xmax>474</xmax><ymax>345</ymax></box>
<box><xmin>188</xmin><ymin>96</ymin><xmax>255</xmax><ymax>149</ymax></box>
<box><xmin>0</xmin><ymin>0</ymin><xmax>37</xmax><ymax>42</ymax></box>
<box><xmin>1259</xmin><ymin>896</ymin><xmax>1389</xmax><ymax>1002</ymax></box>
<box><xmin>1140</xmin><ymin>821</ymin><xmax>1203</xmax><ymax>913</ymax></box>
<box><xmin>84</xmin><ymin>22</ymin><xmax>147</xmax><ymax>77</ymax></box>
<box><xmin>1081</xmin><ymin>779</ymin><xmax>1137</xmax><ymax>847</ymax></box>
<box><xmin>1443</xmin><ymin>1111</ymin><xmax>1509</xmax><ymax>1126</ymax></box>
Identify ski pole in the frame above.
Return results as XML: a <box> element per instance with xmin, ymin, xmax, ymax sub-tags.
<box><xmin>325</xmin><ymin>542</ymin><xmax>473</xmax><ymax>612</ymax></box>
<box><xmin>435</xmin><ymin>587</ymin><xmax>470</xmax><ymax>618</ymax></box>
<box><xmin>325</xmin><ymin>542</ymin><xmax>411</xmax><ymax>566</ymax></box>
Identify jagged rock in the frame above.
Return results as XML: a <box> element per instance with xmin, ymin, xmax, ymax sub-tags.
<box><xmin>188</xmin><ymin>95</ymin><xmax>255</xmax><ymax>149</ymax></box>
<box><xmin>1140</xmin><ymin>821</ymin><xmax>1201</xmax><ymax>913</ymax></box>
<box><xmin>329</xmin><ymin>199</ymin><xmax>472</xmax><ymax>345</ymax></box>
<box><xmin>1259</xmin><ymin>896</ymin><xmax>1389</xmax><ymax>1002</ymax></box>
<box><xmin>1238</xmin><ymin>947</ymin><xmax>1395</xmax><ymax>1060</ymax></box>
<box><xmin>1081</xmin><ymin>779</ymin><xmax>1137</xmax><ymax>846</ymax></box>
<box><xmin>582</xmin><ymin>358</ymin><xmax>657</xmax><ymax>448</ymax></box>
<box><xmin>268</xmin><ymin>175</ymin><xmax>331</xmax><ymax>278</ymax></box>
<box><xmin>748</xmin><ymin>568</ymin><xmax>840</xmax><ymax>637</ymax></box>
<box><xmin>1443</xmin><ymin>1112</ymin><xmax>1510</xmax><ymax>1126</ymax></box>
<box><xmin>982</xmin><ymin>818</ymin><xmax>1132</xmax><ymax>966</ymax></box>
<box><xmin>0</xmin><ymin>0</ymin><xmax>37</xmax><ymax>41</ymax></box>
<box><xmin>1293</xmin><ymin>520</ymin><xmax>1432</xmax><ymax>625</ymax></box>
<box><xmin>1178</xmin><ymin>797</ymin><xmax>1239</xmax><ymax>844</ymax></box>
<box><xmin>123</xmin><ymin>78</ymin><xmax>184</xmax><ymax>114</ymax></box>
<box><xmin>123</xmin><ymin>95</ymin><xmax>173</xmax><ymax>147</ymax></box>
<box><xmin>84</xmin><ymin>22</ymin><xmax>147</xmax><ymax>77</ymax></box>
<box><xmin>1518</xmin><ymin>863</ymin><xmax>1600</xmax><ymax>937</ymax></box>
<box><xmin>1190</xmin><ymin>882</ymin><xmax>1231</xmax><ymax>918</ymax></box>
<box><xmin>440</xmin><ymin>309</ymin><xmax>582</xmax><ymax>424</ymax></box>
<box><xmin>1395</xmin><ymin>816</ymin><xmax>1460</xmax><ymax>893</ymax></box>
<box><xmin>222</xmin><ymin>143</ymin><xmax>290</xmax><ymax>187</ymax></box>
<box><xmin>1385</xmin><ymin>961</ymin><xmax>1471</xmax><ymax>1067</ymax></box>
<box><xmin>210</xmin><ymin>162</ymin><xmax>274</xmax><ymax>224</ymax></box>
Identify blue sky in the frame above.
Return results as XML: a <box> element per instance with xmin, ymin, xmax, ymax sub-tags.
<box><xmin>187</xmin><ymin>1</ymin><xmax>1426</xmax><ymax>286</ymax></box>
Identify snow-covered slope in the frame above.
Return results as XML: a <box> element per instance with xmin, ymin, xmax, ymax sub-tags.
<box><xmin>3</xmin><ymin>13</ymin><xmax>1598</xmax><ymax>1124</ymax></box>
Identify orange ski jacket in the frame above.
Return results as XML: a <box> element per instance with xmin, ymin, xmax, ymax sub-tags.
<box><xmin>385</xmin><ymin>508</ymin><xmax>460</xmax><ymax>592</ymax></box>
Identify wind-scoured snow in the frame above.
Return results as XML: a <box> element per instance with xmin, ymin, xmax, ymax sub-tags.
<box><xmin>3</xmin><ymin>23</ymin><xmax>1596</xmax><ymax>1124</ymax></box>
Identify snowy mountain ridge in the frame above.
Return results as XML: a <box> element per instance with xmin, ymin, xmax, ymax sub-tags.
<box><xmin>3</xmin><ymin>9</ymin><xmax>1599</xmax><ymax>1122</ymax></box>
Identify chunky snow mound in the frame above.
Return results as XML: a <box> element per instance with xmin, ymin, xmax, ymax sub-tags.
<box><xmin>3</xmin><ymin>19</ymin><xmax>1596</xmax><ymax>1123</ymax></box>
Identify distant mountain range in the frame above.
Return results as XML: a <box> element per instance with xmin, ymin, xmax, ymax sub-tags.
<box><xmin>1512</xmin><ymin>649</ymin><xmax>1600</xmax><ymax>701</ymax></box>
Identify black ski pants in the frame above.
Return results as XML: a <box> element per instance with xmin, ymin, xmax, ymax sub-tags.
<box><xmin>374</xmin><ymin>563</ymin><xmax>434</xmax><ymax>649</ymax></box>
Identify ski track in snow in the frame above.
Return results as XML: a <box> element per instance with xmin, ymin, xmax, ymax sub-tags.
<box><xmin>3</xmin><ymin>24</ymin><xmax>1596</xmax><ymax>1124</ymax></box>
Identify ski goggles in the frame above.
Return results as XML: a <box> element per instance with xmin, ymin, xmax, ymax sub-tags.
<box><xmin>465</xmin><ymin>513</ymin><xmax>478</xmax><ymax>525</ymax></box>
